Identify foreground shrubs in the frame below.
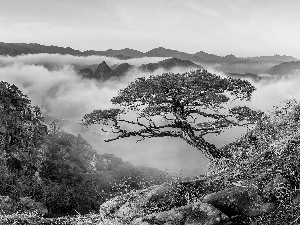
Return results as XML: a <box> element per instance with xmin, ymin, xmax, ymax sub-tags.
<box><xmin>208</xmin><ymin>99</ymin><xmax>300</xmax><ymax>224</ymax></box>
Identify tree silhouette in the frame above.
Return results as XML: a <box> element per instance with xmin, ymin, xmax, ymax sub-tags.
<box><xmin>82</xmin><ymin>69</ymin><xmax>262</xmax><ymax>159</ymax></box>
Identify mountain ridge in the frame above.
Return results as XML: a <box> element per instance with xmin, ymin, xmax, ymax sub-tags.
<box><xmin>0</xmin><ymin>42</ymin><xmax>298</xmax><ymax>64</ymax></box>
<box><xmin>264</xmin><ymin>61</ymin><xmax>300</xmax><ymax>75</ymax></box>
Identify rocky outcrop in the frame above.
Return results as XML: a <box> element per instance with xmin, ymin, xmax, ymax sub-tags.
<box><xmin>99</xmin><ymin>174</ymin><xmax>289</xmax><ymax>225</ymax></box>
<box><xmin>202</xmin><ymin>186</ymin><xmax>276</xmax><ymax>217</ymax></box>
<box><xmin>94</xmin><ymin>61</ymin><xmax>114</xmax><ymax>80</ymax></box>
<box><xmin>131</xmin><ymin>201</ymin><xmax>231</xmax><ymax>225</ymax></box>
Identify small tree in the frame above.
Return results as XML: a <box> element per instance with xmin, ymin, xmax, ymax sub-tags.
<box><xmin>82</xmin><ymin>69</ymin><xmax>262</xmax><ymax>160</ymax></box>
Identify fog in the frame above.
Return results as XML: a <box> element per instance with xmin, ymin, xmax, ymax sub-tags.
<box><xmin>0</xmin><ymin>53</ymin><xmax>166</xmax><ymax>67</ymax></box>
<box><xmin>0</xmin><ymin>53</ymin><xmax>299</xmax><ymax>177</ymax></box>
<box><xmin>205</xmin><ymin>60</ymin><xmax>280</xmax><ymax>74</ymax></box>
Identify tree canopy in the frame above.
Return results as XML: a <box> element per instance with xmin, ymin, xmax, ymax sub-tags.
<box><xmin>82</xmin><ymin>69</ymin><xmax>263</xmax><ymax>159</ymax></box>
<box><xmin>0</xmin><ymin>81</ymin><xmax>47</xmax><ymax>173</ymax></box>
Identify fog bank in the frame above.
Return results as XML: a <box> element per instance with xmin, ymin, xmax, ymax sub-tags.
<box><xmin>0</xmin><ymin>53</ymin><xmax>299</xmax><ymax>177</ymax></box>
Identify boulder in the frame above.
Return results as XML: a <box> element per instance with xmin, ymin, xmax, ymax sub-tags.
<box><xmin>100</xmin><ymin>179</ymin><xmax>215</xmax><ymax>223</ymax></box>
<box><xmin>202</xmin><ymin>185</ymin><xmax>276</xmax><ymax>217</ymax></box>
<box><xmin>131</xmin><ymin>201</ymin><xmax>231</xmax><ymax>225</ymax></box>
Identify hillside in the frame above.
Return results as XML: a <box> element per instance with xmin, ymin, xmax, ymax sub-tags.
<box><xmin>265</xmin><ymin>61</ymin><xmax>300</xmax><ymax>75</ymax></box>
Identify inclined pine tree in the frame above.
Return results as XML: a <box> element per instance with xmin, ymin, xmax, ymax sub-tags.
<box><xmin>82</xmin><ymin>69</ymin><xmax>262</xmax><ymax>160</ymax></box>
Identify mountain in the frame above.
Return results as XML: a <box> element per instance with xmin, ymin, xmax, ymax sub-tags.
<box><xmin>103</xmin><ymin>48</ymin><xmax>145</xmax><ymax>58</ymax></box>
<box><xmin>113</xmin><ymin>63</ymin><xmax>135</xmax><ymax>76</ymax></box>
<box><xmin>113</xmin><ymin>54</ymin><xmax>134</xmax><ymax>60</ymax></box>
<box><xmin>264</xmin><ymin>61</ymin><xmax>300</xmax><ymax>75</ymax></box>
<box><xmin>0</xmin><ymin>42</ymin><xmax>82</xmax><ymax>56</ymax></box>
<box><xmin>214</xmin><ymin>60</ymin><xmax>280</xmax><ymax>74</ymax></box>
<box><xmin>0</xmin><ymin>42</ymin><xmax>40</xmax><ymax>56</ymax></box>
<box><xmin>78</xmin><ymin>61</ymin><xmax>135</xmax><ymax>81</ymax></box>
<box><xmin>78</xmin><ymin>57</ymin><xmax>200</xmax><ymax>81</ymax></box>
<box><xmin>194</xmin><ymin>51</ymin><xmax>241</xmax><ymax>63</ymax></box>
<box><xmin>0</xmin><ymin>42</ymin><xmax>299</xmax><ymax>69</ymax></box>
<box><xmin>139</xmin><ymin>57</ymin><xmax>201</xmax><ymax>72</ymax></box>
<box><xmin>194</xmin><ymin>51</ymin><xmax>222</xmax><ymax>62</ymax></box>
<box><xmin>248</xmin><ymin>55</ymin><xmax>299</xmax><ymax>62</ymax></box>
<box><xmin>145</xmin><ymin>47</ymin><xmax>191</xmax><ymax>59</ymax></box>
<box><xmin>94</xmin><ymin>61</ymin><xmax>114</xmax><ymax>80</ymax></box>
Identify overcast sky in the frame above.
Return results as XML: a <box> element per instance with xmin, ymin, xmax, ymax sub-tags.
<box><xmin>1</xmin><ymin>0</ymin><xmax>300</xmax><ymax>58</ymax></box>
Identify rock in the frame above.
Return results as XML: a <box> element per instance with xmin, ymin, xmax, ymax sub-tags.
<box><xmin>202</xmin><ymin>185</ymin><xmax>276</xmax><ymax>217</ymax></box>
<box><xmin>131</xmin><ymin>201</ymin><xmax>231</xmax><ymax>225</ymax></box>
<box><xmin>100</xmin><ymin>182</ymin><xmax>184</xmax><ymax>221</ymax></box>
<box><xmin>100</xmin><ymin>179</ymin><xmax>214</xmax><ymax>223</ymax></box>
<box><xmin>0</xmin><ymin>195</ymin><xmax>15</xmax><ymax>214</ymax></box>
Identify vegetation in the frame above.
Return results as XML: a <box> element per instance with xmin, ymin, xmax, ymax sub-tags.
<box><xmin>0</xmin><ymin>81</ymin><xmax>172</xmax><ymax>223</ymax></box>
<box><xmin>82</xmin><ymin>69</ymin><xmax>262</xmax><ymax>159</ymax></box>
<box><xmin>208</xmin><ymin>99</ymin><xmax>300</xmax><ymax>224</ymax></box>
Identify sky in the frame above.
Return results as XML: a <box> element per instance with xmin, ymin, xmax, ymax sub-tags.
<box><xmin>1</xmin><ymin>0</ymin><xmax>300</xmax><ymax>58</ymax></box>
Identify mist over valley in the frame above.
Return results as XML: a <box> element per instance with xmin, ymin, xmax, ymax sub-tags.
<box><xmin>1</xmin><ymin>44</ymin><xmax>300</xmax><ymax>176</ymax></box>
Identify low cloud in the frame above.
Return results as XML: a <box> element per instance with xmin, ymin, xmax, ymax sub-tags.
<box><xmin>0</xmin><ymin>54</ymin><xmax>203</xmax><ymax>177</ymax></box>
<box><xmin>0</xmin><ymin>53</ymin><xmax>299</xmax><ymax>177</ymax></box>
<box><xmin>0</xmin><ymin>53</ymin><xmax>166</xmax><ymax>67</ymax></box>
<box><xmin>208</xmin><ymin>61</ymin><xmax>279</xmax><ymax>74</ymax></box>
